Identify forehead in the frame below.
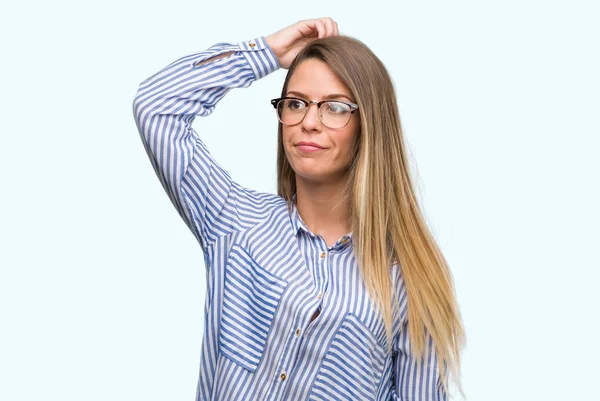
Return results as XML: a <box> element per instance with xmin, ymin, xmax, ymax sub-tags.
<box><xmin>286</xmin><ymin>59</ymin><xmax>352</xmax><ymax>100</ymax></box>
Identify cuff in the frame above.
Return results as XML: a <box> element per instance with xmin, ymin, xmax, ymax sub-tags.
<box><xmin>237</xmin><ymin>36</ymin><xmax>280</xmax><ymax>80</ymax></box>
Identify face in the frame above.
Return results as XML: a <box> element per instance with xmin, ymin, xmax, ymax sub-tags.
<box><xmin>281</xmin><ymin>58</ymin><xmax>360</xmax><ymax>185</ymax></box>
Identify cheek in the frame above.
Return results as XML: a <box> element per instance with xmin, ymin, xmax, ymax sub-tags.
<box><xmin>282</xmin><ymin>127</ymin><xmax>293</xmax><ymax>146</ymax></box>
<box><xmin>281</xmin><ymin>129</ymin><xmax>296</xmax><ymax>164</ymax></box>
<box><xmin>282</xmin><ymin>130</ymin><xmax>292</xmax><ymax>154</ymax></box>
<box><xmin>337</xmin><ymin>128</ymin><xmax>359</xmax><ymax>159</ymax></box>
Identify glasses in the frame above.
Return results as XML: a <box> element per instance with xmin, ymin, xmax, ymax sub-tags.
<box><xmin>270</xmin><ymin>97</ymin><xmax>359</xmax><ymax>129</ymax></box>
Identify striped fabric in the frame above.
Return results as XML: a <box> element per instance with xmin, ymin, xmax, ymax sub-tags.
<box><xmin>132</xmin><ymin>35</ymin><xmax>448</xmax><ymax>401</ymax></box>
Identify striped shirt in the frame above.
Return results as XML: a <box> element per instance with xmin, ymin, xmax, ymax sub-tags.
<box><xmin>132</xmin><ymin>35</ymin><xmax>447</xmax><ymax>401</ymax></box>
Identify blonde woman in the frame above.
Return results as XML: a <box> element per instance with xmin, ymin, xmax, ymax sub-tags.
<box><xmin>133</xmin><ymin>17</ymin><xmax>465</xmax><ymax>401</ymax></box>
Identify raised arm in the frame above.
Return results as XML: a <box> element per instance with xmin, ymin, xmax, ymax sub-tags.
<box><xmin>131</xmin><ymin>37</ymin><xmax>279</xmax><ymax>250</ymax></box>
<box><xmin>131</xmin><ymin>18</ymin><xmax>339</xmax><ymax>252</ymax></box>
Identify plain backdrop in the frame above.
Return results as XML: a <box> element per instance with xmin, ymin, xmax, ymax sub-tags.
<box><xmin>1</xmin><ymin>1</ymin><xmax>598</xmax><ymax>400</ymax></box>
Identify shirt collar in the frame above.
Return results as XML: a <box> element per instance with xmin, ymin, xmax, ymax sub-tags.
<box><xmin>289</xmin><ymin>193</ymin><xmax>353</xmax><ymax>246</ymax></box>
<box><xmin>290</xmin><ymin>193</ymin><xmax>311</xmax><ymax>237</ymax></box>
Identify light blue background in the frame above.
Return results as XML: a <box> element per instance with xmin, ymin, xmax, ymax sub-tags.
<box><xmin>1</xmin><ymin>1</ymin><xmax>598</xmax><ymax>400</ymax></box>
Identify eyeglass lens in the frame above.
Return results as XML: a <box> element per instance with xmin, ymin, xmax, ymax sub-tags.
<box><xmin>276</xmin><ymin>99</ymin><xmax>352</xmax><ymax>129</ymax></box>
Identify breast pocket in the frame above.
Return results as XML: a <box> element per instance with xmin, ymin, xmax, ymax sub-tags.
<box><xmin>308</xmin><ymin>313</ymin><xmax>387</xmax><ymax>401</ymax></box>
<box><xmin>219</xmin><ymin>244</ymin><xmax>288</xmax><ymax>372</ymax></box>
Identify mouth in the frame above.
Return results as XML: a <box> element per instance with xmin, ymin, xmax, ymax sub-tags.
<box><xmin>296</xmin><ymin>145</ymin><xmax>323</xmax><ymax>153</ymax></box>
<box><xmin>295</xmin><ymin>143</ymin><xmax>326</xmax><ymax>153</ymax></box>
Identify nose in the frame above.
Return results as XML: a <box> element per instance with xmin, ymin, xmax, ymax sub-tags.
<box><xmin>301</xmin><ymin>103</ymin><xmax>322</xmax><ymax>131</ymax></box>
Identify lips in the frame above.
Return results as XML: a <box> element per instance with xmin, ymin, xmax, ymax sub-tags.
<box><xmin>296</xmin><ymin>142</ymin><xmax>324</xmax><ymax>149</ymax></box>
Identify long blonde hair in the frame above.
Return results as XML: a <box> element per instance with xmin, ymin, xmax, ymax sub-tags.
<box><xmin>276</xmin><ymin>36</ymin><xmax>466</xmax><ymax>398</ymax></box>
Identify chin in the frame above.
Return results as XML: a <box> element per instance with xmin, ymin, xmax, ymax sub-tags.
<box><xmin>295</xmin><ymin>167</ymin><xmax>342</xmax><ymax>183</ymax></box>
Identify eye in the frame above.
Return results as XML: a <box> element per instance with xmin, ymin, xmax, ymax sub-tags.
<box><xmin>325</xmin><ymin>101</ymin><xmax>351</xmax><ymax>114</ymax></box>
<box><xmin>285</xmin><ymin>99</ymin><xmax>305</xmax><ymax>111</ymax></box>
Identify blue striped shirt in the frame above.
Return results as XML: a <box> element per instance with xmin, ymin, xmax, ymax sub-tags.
<box><xmin>132</xmin><ymin>36</ymin><xmax>447</xmax><ymax>401</ymax></box>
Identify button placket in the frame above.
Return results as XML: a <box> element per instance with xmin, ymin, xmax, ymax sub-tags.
<box><xmin>314</xmin><ymin>247</ymin><xmax>327</xmax><ymax>327</ymax></box>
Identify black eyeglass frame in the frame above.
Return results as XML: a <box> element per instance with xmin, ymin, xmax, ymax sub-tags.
<box><xmin>270</xmin><ymin>97</ymin><xmax>359</xmax><ymax>128</ymax></box>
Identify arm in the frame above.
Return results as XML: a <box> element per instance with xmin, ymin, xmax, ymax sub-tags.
<box><xmin>389</xmin><ymin>273</ymin><xmax>449</xmax><ymax>401</ymax></box>
<box><xmin>131</xmin><ymin>17</ymin><xmax>338</xmax><ymax>252</ymax></box>
<box><xmin>390</xmin><ymin>326</ymin><xmax>448</xmax><ymax>401</ymax></box>
<box><xmin>131</xmin><ymin>37</ymin><xmax>279</xmax><ymax>251</ymax></box>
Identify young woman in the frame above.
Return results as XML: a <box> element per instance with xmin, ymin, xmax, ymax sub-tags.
<box><xmin>133</xmin><ymin>17</ymin><xmax>465</xmax><ymax>401</ymax></box>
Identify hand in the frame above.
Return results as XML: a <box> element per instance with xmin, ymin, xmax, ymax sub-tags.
<box><xmin>265</xmin><ymin>18</ymin><xmax>339</xmax><ymax>69</ymax></box>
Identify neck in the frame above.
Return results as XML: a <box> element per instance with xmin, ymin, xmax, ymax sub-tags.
<box><xmin>294</xmin><ymin>175</ymin><xmax>352</xmax><ymax>240</ymax></box>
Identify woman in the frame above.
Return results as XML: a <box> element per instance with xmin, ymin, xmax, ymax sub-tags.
<box><xmin>133</xmin><ymin>17</ymin><xmax>465</xmax><ymax>401</ymax></box>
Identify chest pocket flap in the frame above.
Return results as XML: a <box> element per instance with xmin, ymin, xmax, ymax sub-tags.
<box><xmin>308</xmin><ymin>313</ymin><xmax>387</xmax><ymax>400</ymax></box>
<box><xmin>219</xmin><ymin>243</ymin><xmax>288</xmax><ymax>372</ymax></box>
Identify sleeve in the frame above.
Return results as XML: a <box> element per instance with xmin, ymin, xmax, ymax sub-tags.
<box><xmin>390</xmin><ymin>327</ymin><xmax>448</xmax><ymax>401</ymax></box>
<box><xmin>389</xmin><ymin>270</ymin><xmax>449</xmax><ymax>401</ymax></box>
<box><xmin>131</xmin><ymin>36</ymin><xmax>280</xmax><ymax>251</ymax></box>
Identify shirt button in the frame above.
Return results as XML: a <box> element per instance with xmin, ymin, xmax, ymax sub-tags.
<box><xmin>320</xmin><ymin>252</ymin><xmax>326</xmax><ymax>259</ymax></box>
<box><xmin>249</xmin><ymin>42</ymin><xmax>256</xmax><ymax>47</ymax></box>
<box><xmin>317</xmin><ymin>292</ymin><xmax>322</xmax><ymax>299</ymax></box>
<box><xmin>295</xmin><ymin>328</ymin><xmax>301</xmax><ymax>336</ymax></box>
<box><xmin>341</xmin><ymin>238</ymin><xmax>347</xmax><ymax>245</ymax></box>
<box><xmin>280</xmin><ymin>372</ymin><xmax>287</xmax><ymax>381</ymax></box>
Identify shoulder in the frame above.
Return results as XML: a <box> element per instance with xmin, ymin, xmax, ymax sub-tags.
<box><xmin>231</xmin><ymin>182</ymin><xmax>287</xmax><ymax>217</ymax></box>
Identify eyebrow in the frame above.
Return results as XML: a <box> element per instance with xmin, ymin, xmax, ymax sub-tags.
<box><xmin>286</xmin><ymin>90</ymin><xmax>355</xmax><ymax>103</ymax></box>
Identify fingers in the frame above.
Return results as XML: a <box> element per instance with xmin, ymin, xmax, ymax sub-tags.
<box><xmin>315</xmin><ymin>19</ymin><xmax>326</xmax><ymax>38</ymax></box>
<box><xmin>320</xmin><ymin>17</ymin><xmax>337</xmax><ymax>38</ymax></box>
<box><xmin>301</xmin><ymin>17</ymin><xmax>338</xmax><ymax>39</ymax></box>
<box><xmin>327</xmin><ymin>18</ymin><xmax>336</xmax><ymax>36</ymax></box>
<box><xmin>295</xmin><ymin>21</ymin><xmax>315</xmax><ymax>38</ymax></box>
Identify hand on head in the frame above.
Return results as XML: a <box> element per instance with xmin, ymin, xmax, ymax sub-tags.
<box><xmin>265</xmin><ymin>18</ymin><xmax>339</xmax><ymax>69</ymax></box>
